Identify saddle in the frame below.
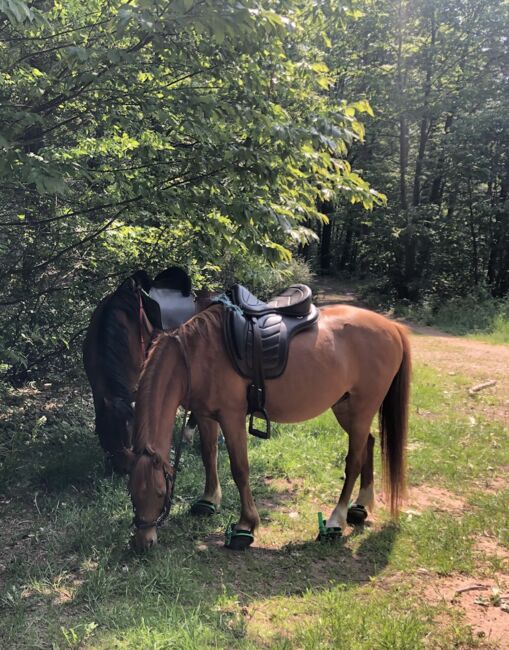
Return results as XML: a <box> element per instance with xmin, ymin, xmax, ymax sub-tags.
<box><xmin>223</xmin><ymin>284</ymin><xmax>319</xmax><ymax>439</ymax></box>
<box><xmin>133</xmin><ymin>268</ymin><xmax>196</xmax><ymax>331</ymax></box>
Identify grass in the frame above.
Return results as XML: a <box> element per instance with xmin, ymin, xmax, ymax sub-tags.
<box><xmin>473</xmin><ymin>313</ymin><xmax>509</xmax><ymax>345</ymax></box>
<box><xmin>0</xmin><ymin>353</ymin><xmax>508</xmax><ymax>649</ymax></box>
<box><xmin>397</xmin><ymin>293</ymin><xmax>509</xmax><ymax>344</ymax></box>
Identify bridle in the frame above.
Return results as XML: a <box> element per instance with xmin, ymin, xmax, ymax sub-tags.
<box><xmin>131</xmin><ymin>447</ymin><xmax>174</xmax><ymax>529</ymax></box>
<box><xmin>131</xmin><ymin>333</ymin><xmax>191</xmax><ymax>531</ymax></box>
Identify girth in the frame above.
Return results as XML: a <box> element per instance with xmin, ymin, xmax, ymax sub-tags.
<box><xmin>223</xmin><ymin>284</ymin><xmax>319</xmax><ymax>439</ymax></box>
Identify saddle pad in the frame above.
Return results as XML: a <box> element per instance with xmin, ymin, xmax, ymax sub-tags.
<box><xmin>224</xmin><ymin>305</ymin><xmax>319</xmax><ymax>380</ymax></box>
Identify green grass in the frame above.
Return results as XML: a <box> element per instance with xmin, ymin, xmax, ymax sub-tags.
<box><xmin>473</xmin><ymin>313</ymin><xmax>509</xmax><ymax>345</ymax></box>
<box><xmin>0</xmin><ymin>356</ymin><xmax>508</xmax><ymax>649</ymax></box>
<box><xmin>398</xmin><ymin>293</ymin><xmax>509</xmax><ymax>344</ymax></box>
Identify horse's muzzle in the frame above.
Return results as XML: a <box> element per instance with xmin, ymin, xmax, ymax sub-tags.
<box><xmin>132</xmin><ymin>526</ymin><xmax>158</xmax><ymax>552</ymax></box>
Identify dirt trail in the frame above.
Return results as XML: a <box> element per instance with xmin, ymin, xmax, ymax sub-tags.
<box><xmin>314</xmin><ymin>278</ymin><xmax>509</xmax><ymax>427</ymax></box>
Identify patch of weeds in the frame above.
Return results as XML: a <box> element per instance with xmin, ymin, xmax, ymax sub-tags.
<box><xmin>250</xmin><ymin>583</ymin><xmax>476</xmax><ymax>650</ymax></box>
<box><xmin>391</xmin><ymin>511</ymin><xmax>475</xmax><ymax>575</ymax></box>
<box><xmin>466</xmin><ymin>488</ymin><xmax>509</xmax><ymax>550</ymax></box>
<box><xmin>408</xmin><ymin>414</ymin><xmax>509</xmax><ymax>490</ymax></box>
<box><xmin>60</xmin><ymin>621</ymin><xmax>98</xmax><ymax>649</ymax></box>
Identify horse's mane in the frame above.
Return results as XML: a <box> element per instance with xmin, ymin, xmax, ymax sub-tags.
<box><xmin>133</xmin><ymin>304</ymin><xmax>224</xmax><ymax>451</ymax></box>
<box><xmin>99</xmin><ymin>280</ymin><xmax>140</xmax><ymax>403</ymax></box>
<box><xmin>180</xmin><ymin>303</ymin><xmax>224</xmax><ymax>339</ymax></box>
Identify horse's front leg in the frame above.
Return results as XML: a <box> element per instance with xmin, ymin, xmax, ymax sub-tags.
<box><xmin>190</xmin><ymin>415</ymin><xmax>222</xmax><ymax>516</ymax></box>
<box><xmin>220</xmin><ymin>411</ymin><xmax>259</xmax><ymax>549</ymax></box>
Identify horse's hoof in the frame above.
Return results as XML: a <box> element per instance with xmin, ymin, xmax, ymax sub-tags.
<box><xmin>317</xmin><ymin>527</ymin><xmax>342</xmax><ymax>542</ymax></box>
<box><xmin>347</xmin><ymin>503</ymin><xmax>368</xmax><ymax>525</ymax></box>
<box><xmin>190</xmin><ymin>499</ymin><xmax>220</xmax><ymax>517</ymax></box>
<box><xmin>317</xmin><ymin>512</ymin><xmax>342</xmax><ymax>542</ymax></box>
<box><xmin>224</xmin><ymin>523</ymin><xmax>254</xmax><ymax>550</ymax></box>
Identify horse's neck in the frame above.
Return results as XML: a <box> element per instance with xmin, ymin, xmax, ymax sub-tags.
<box><xmin>135</xmin><ymin>336</ymin><xmax>186</xmax><ymax>456</ymax></box>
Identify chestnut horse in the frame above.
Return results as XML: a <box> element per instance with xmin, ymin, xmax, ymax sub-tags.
<box><xmin>126</xmin><ymin>303</ymin><xmax>411</xmax><ymax>552</ymax></box>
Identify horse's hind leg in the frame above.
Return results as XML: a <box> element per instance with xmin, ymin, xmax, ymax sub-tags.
<box><xmin>347</xmin><ymin>433</ymin><xmax>375</xmax><ymax>525</ymax></box>
<box><xmin>190</xmin><ymin>415</ymin><xmax>222</xmax><ymax>515</ymax></box>
<box><xmin>326</xmin><ymin>405</ymin><xmax>373</xmax><ymax>532</ymax></box>
<box><xmin>356</xmin><ymin>432</ymin><xmax>375</xmax><ymax>510</ymax></box>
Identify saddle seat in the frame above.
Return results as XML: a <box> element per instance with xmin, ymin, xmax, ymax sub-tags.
<box><xmin>223</xmin><ymin>284</ymin><xmax>319</xmax><ymax>439</ymax></box>
<box><xmin>230</xmin><ymin>284</ymin><xmax>313</xmax><ymax>318</ymax></box>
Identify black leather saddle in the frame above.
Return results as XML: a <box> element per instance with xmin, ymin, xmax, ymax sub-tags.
<box><xmin>131</xmin><ymin>268</ymin><xmax>196</xmax><ymax>331</ymax></box>
<box><xmin>223</xmin><ymin>284</ymin><xmax>319</xmax><ymax>439</ymax></box>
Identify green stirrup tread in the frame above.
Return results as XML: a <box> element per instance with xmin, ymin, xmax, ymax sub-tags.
<box><xmin>224</xmin><ymin>522</ymin><xmax>255</xmax><ymax>549</ymax></box>
<box><xmin>316</xmin><ymin>511</ymin><xmax>342</xmax><ymax>542</ymax></box>
<box><xmin>190</xmin><ymin>499</ymin><xmax>219</xmax><ymax>515</ymax></box>
<box><xmin>347</xmin><ymin>503</ymin><xmax>368</xmax><ymax>525</ymax></box>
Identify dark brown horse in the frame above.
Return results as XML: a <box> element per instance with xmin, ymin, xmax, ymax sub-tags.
<box><xmin>83</xmin><ymin>271</ymin><xmax>155</xmax><ymax>472</ymax></box>
<box><xmin>83</xmin><ymin>268</ymin><xmax>198</xmax><ymax>473</ymax></box>
<box><xmin>125</xmin><ymin>302</ymin><xmax>411</xmax><ymax>552</ymax></box>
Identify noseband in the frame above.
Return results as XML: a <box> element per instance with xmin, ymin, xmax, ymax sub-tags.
<box><xmin>131</xmin><ymin>333</ymin><xmax>191</xmax><ymax>531</ymax></box>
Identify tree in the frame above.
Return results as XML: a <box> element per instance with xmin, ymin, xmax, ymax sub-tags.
<box><xmin>320</xmin><ymin>0</ymin><xmax>509</xmax><ymax>301</ymax></box>
<box><xmin>0</xmin><ymin>0</ymin><xmax>378</xmax><ymax>381</ymax></box>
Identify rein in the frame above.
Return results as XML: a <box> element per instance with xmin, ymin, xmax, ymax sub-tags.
<box><xmin>138</xmin><ymin>290</ymin><xmax>146</xmax><ymax>358</ymax></box>
<box><xmin>131</xmin><ymin>332</ymin><xmax>192</xmax><ymax>530</ymax></box>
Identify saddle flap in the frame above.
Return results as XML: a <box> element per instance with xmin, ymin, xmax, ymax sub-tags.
<box><xmin>224</xmin><ymin>305</ymin><xmax>319</xmax><ymax>380</ymax></box>
<box><xmin>147</xmin><ymin>288</ymin><xmax>196</xmax><ymax>331</ymax></box>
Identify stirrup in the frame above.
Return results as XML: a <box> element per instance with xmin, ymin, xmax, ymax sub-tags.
<box><xmin>248</xmin><ymin>410</ymin><xmax>271</xmax><ymax>439</ymax></box>
<box><xmin>316</xmin><ymin>511</ymin><xmax>342</xmax><ymax>542</ymax></box>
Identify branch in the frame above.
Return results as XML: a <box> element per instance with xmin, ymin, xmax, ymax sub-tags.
<box><xmin>33</xmin><ymin>210</ymin><xmax>124</xmax><ymax>271</ymax></box>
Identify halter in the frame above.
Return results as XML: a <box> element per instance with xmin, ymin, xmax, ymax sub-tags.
<box><xmin>131</xmin><ymin>332</ymin><xmax>192</xmax><ymax>530</ymax></box>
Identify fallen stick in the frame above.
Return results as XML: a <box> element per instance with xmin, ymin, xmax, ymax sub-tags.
<box><xmin>468</xmin><ymin>380</ymin><xmax>497</xmax><ymax>395</ymax></box>
<box><xmin>454</xmin><ymin>584</ymin><xmax>488</xmax><ymax>595</ymax></box>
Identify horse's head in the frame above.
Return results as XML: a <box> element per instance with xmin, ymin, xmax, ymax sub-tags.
<box><xmin>126</xmin><ymin>447</ymin><xmax>173</xmax><ymax>552</ymax></box>
<box><xmin>96</xmin><ymin>397</ymin><xmax>135</xmax><ymax>473</ymax></box>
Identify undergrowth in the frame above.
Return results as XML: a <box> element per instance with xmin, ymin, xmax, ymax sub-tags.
<box><xmin>0</xmin><ymin>357</ymin><xmax>508</xmax><ymax>648</ymax></box>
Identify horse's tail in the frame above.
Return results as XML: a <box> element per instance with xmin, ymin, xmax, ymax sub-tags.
<box><xmin>379</xmin><ymin>324</ymin><xmax>411</xmax><ymax>516</ymax></box>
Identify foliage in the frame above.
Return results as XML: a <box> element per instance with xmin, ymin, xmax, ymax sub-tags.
<box><xmin>315</xmin><ymin>0</ymin><xmax>509</xmax><ymax>302</ymax></box>
<box><xmin>0</xmin><ymin>0</ymin><xmax>379</xmax><ymax>381</ymax></box>
<box><xmin>389</xmin><ymin>289</ymin><xmax>509</xmax><ymax>342</ymax></box>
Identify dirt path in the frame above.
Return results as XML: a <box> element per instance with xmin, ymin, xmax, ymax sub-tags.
<box><xmin>314</xmin><ymin>278</ymin><xmax>509</xmax><ymax>427</ymax></box>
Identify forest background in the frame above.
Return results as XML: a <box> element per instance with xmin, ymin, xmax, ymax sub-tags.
<box><xmin>1</xmin><ymin>0</ymin><xmax>509</xmax><ymax>385</ymax></box>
